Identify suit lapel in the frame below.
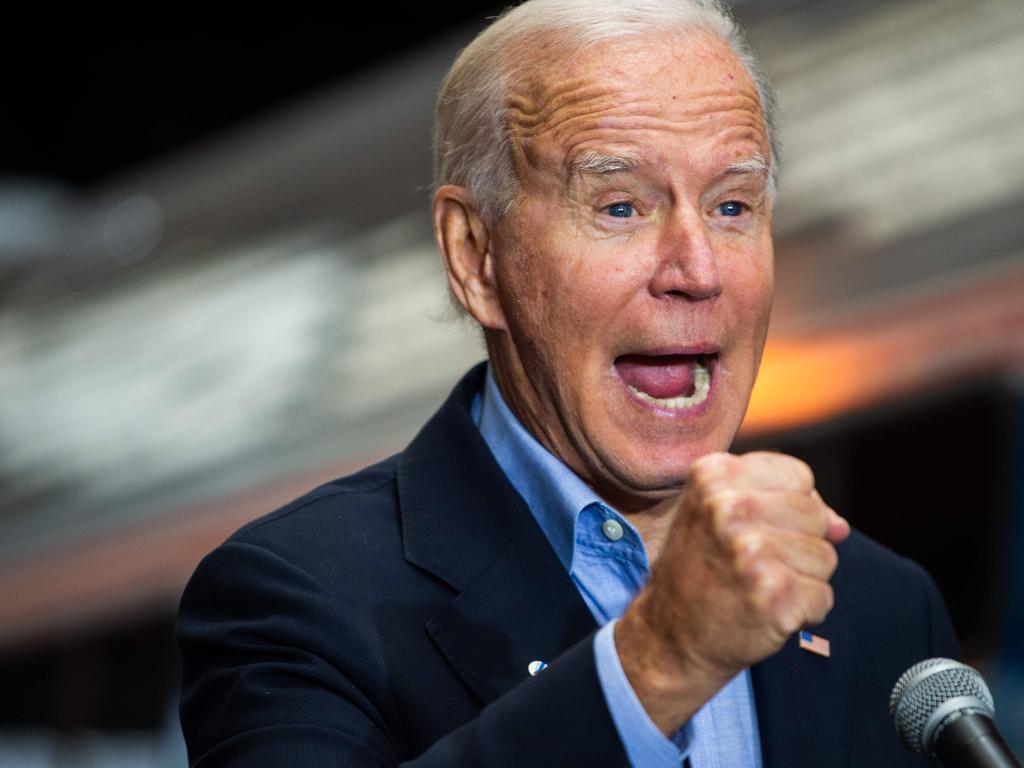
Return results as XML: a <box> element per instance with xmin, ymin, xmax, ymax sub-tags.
<box><xmin>424</xmin><ymin>506</ymin><xmax>597</xmax><ymax>703</ymax></box>
<box><xmin>752</xmin><ymin>559</ymin><xmax>856</xmax><ymax>768</ymax></box>
<box><xmin>398</xmin><ymin>364</ymin><xmax>597</xmax><ymax>704</ymax></box>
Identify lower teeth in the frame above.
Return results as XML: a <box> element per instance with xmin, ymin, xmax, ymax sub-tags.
<box><xmin>628</xmin><ymin>362</ymin><xmax>711</xmax><ymax>409</ymax></box>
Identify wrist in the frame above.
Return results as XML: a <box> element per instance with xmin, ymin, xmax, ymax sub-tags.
<box><xmin>615</xmin><ymin>593</ymin><xmax>730</xmax><ymax>736</ymax></box>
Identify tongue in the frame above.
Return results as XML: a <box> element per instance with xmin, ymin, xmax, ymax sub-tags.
<box><xmin>615</xmin><ymin>355</ymin><xmax>698</xmax><ymax>399</ymax></box>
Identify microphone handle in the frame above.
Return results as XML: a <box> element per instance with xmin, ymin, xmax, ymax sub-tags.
<box><xmin>934</xmin><ymin>713</ymin><xmax>1023</xmax><ymax>768</ymax></box>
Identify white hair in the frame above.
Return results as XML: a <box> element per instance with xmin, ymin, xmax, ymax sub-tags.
<box><xmin>433</xmin><ymin>0</ymin><xmax>780</xmax><ymax>224</ymax></box>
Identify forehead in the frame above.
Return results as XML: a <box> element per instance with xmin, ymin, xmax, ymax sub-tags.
<box><xmin>506</xmin><ymin>29</ymin><xmax>768</xmax><ymax>180</ymax></box>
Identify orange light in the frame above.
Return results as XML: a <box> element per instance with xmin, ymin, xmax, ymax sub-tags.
<box><xmin>744</xmin><ymin>338</ymin><xmax>870</xmax><ymax>433</ymax></box>
<box><xmin>741</xmin><ymin>267</ymin><xmax>1024</xmax><ymax>435</ymax></box>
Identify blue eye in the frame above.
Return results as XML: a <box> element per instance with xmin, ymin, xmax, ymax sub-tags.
<box><xmin>606</xmin><ymin>202</ymin><xmax>635</xmax><ymax>218</ymax></box>
<box><xmin>718</xmin><ymin>201</ymin><xmax>745</xmax><ymax>217</ymax></box>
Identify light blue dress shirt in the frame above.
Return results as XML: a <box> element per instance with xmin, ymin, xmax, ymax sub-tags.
<box><xmin>473</xmin><ymin>367</ymin><xmax>762</xmax><ymax>768</ymax></box>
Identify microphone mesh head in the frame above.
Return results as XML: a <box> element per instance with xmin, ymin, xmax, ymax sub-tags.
<box><xmin>889</xmin><ymin>658</ymin><xmax>994</xmax><ymax>756</ymax></box>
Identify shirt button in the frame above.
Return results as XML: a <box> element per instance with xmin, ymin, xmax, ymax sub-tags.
<box><xmin>602</xmin><ymin>519</ymin><xmax>624</xmax><ymax>542</ymax></box>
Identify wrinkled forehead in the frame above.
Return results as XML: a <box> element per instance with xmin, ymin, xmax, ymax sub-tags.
<box><xmin>504</xmin><ymin>28</ymin><xmax>767</xmax><ymax>179</ymax></box>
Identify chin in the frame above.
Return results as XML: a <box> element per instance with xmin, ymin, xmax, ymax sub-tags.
<box><xmin>595</xmin><ymin>439</ymin><xmax>716</xmax><ymax>501</ymax></box>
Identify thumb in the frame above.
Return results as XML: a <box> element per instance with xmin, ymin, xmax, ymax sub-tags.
<box><xmin>812</xmin><ymin>489</ymin><xmax>850</xmax><ymax>543</ymax></box>
<box><xmin>825</xmin><ymin>507</ymin><xmax>851</xmax><ymax>544</ymax></box>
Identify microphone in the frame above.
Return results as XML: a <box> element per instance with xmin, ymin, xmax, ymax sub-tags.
<box><xmin>890</xmin><ymin>658</ymin><xmax>1022</xmax><ymax>767</ymax></box>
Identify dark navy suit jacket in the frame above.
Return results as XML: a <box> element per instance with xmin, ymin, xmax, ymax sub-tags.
<box><xmin>177</xmin><ymin>363</ymin><xmax>958</xmax><ymax>766</ymax></box>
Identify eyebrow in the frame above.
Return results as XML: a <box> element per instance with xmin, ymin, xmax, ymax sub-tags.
<box><xmin>565</xmin><ymin>150</ymin><xmax>775</xmax><ymax>200</ymax></box>
<box><xmin>723</xmin><ymin>154</ymin><xmax>770</xmax><ymax>179</ymax></box>
<box><xmin>566</xmin><ymin>150</ymin><xmax>641</xmax><ymax>182</ymax></box>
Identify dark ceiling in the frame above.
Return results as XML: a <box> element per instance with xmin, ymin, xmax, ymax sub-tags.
<box><xmin>0</xmin><ymin>2</ymin><xmax>808</xmax><ymax>193</ymax></box>
<box><xmin>1</xmin><ymin>12</ymin><xmax>504</xmax><ymax>191</ymax></box>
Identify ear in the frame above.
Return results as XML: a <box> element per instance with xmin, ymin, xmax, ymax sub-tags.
<box><xmin>433</xmin><ymin>185</ymin><xmax>508</xmax><ymax>331</ymax></box>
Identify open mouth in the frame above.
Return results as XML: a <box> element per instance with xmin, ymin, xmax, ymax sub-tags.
<box><xmin>614</xmin><ymin>352</ymin><xmax>716</xmax><ymax>411</ymax></box>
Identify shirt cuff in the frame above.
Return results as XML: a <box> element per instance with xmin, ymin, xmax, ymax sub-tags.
<box><xmin>593</xmin><ymin>619</ymin><xmax>694</xmax><ymax>767</ymax></box>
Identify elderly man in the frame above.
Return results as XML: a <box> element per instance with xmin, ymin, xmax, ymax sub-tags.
<box><xmin>177</xmin><ymin>1</ymin><xmax>957</xmax><ymax>765</ymax></box>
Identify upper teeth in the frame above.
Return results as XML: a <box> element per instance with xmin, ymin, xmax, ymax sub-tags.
<box><xmin>628</xmin><ymin>361</ymin><xmax>711</xmax><ymax>410</ymax></box>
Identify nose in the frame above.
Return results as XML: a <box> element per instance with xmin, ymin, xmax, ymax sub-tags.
<box><xmin>648</xmin><ymin>206</ymin><xmax>723</xmax><ymax>301</ymax></box>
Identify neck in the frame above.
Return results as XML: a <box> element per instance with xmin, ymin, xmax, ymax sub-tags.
<box><xmin>485</xmin><ymin>340</ymin><xmax>685</xmax><ymax>562</ymax></box>
<box><xmin>621</xmin><ymin>494</ymin><xmax>680</xmax><ymax>564</ymax></box>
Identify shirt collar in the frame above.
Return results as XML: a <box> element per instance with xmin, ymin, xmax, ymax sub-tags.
<box><xmin>473</xmin><ymin>365</ymin><xmax>607</xmax><ymax>572</ymax></box>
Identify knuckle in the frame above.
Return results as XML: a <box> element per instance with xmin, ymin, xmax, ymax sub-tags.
<box><xmin>796</xmin><ymin>461</ymin><xmax>815</xmax><ymax>490</ymax></box>
<box><xmin>741</xmin><ymin>450</ymin><xmax>816</xmax><ymax>491</ymax></box>
<box><xmin>780</xmin><ymin>454</ymin><xmax>815</xmax><ymax>490</ymax></box>
<box><xmin>752</xmin><ymin>561</ymin><xmax>789</xmax><ymax>602</ymax></box>
<box><xmin>705</xmin><ymin>488</ymin><xmax>738</xmax><ymax>511</ymax></box>
<box><xmin>689</xmin><ymin>452</ymin><xmax>735</xmax><ymax>491</ymax></box>
<box><xmin>752</xmin><ymin>450</ymin><xmax>814</xmax><ymax>489</ymax></box>
<box><xmin>709</xmin><ymin>497</ymin><xmax>734</xmax><ymax>538</ymax></box>
<box><xmin>777</xmin><ymin>605</ymin><xmax>804</xmax><ymax>636</ymax></box>
<box><xmin>730</xmin><ymin>528</ymin><xmax>770</xmax><ymax>571</ymax></box>
<box><xmin>821</xmin><ymin>542</ymin><xmax>839</xmax><ymax>575</ymax></box>
<box><xmin>809</xmin><ymin>584</ymin><xmax>835</xmax><ymax>624</ymax></box>
<box><xmin>707</xmin><ymin>489</ymin><xmax>753</xmax><ymax>527</ymax></box>
<box><xmin>762</xmin><ymin>572</ymin><xmax>802</xmax><ymax>633</ymax></box>
<box><xmin>814</xmin><ymin>503</ymin><xmax>832</xmax><ymax>535</ymax></box>
<box><xmin>795</xmin><ymin>491</ymin><xmax>829</xmax><ymax>536</ymax></box>
<box><xmin>745</xmin><ymin>569</ymin><xmax>774</xmax><ymax>615</ymax></box>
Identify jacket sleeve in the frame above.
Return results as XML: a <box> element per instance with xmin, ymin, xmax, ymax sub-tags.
<box><xmin>177</xmin><ymin>540</ymin><xmax>631</xmax><ymax>768</ymax></box>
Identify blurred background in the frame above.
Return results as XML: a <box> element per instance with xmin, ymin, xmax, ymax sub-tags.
<box><xmin>1</xmin><ymin>0</ymin><xmax>1022</xmax><ymax>764</ymax></box>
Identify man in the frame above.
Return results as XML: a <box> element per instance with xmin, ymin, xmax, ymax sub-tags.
<box><xmin>177</xmin><ymin>1</ymin><xmax>957</xmax><ymax>765</ymax></box>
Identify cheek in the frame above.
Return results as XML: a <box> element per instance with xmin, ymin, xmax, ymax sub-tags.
<box><xmin>503</xmin><ymin>238</ymin><xmax>603</xmax><ymax>337</ymax></box>
<box><xmin>494</xmin><ymin>240</ymin><xmax>549</xmax><ymax>321</ymax></box>
<box><xmin>722</xmin><ymin>249</ymin><xmax>774</xmax><ymax>340</ymax></box>
<box><xmin>493</xmin><ymin>242</ymin><xmax>587</xmax><ymax>372</ymax></box>
<box><xmin>496</xmin><ymin>208</ymin><xmax>571</xmax><ymax>315</ymax></box>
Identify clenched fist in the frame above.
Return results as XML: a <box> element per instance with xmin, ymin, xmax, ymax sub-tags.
<box><xmin>616</xmin><ymin>451</ymin><xmax>850</xmax><ymax>735</ymax></box>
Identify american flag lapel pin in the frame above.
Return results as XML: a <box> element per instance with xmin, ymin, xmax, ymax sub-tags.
<box><xmin>799</xmin><ymin>631</ymin><xmax>831</xmax><ymax>658</ymax></box>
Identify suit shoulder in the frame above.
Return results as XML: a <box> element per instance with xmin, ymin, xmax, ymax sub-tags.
<box><xmin>834</xmin><ymin>528</ymin><xmax>941</xmax><ymax>626</ymax></box>
<box><xmin>837</xmin><ymin>528</ymin><xmax>933</xmax><ymax>584</ymax></box>
<box><xmin>217</xmin><ymin>454</ymin><xmax>404</xmax><ymax>582</ymax></box>
<box><xmin>836</xmin><ymin>528</ymin><xmax>956</xmax><ymax>652</ymax></box>
<box><xmin>232</xmin><ymin>454</ymin><xmax>398</xmax><ymax>537</ymax></box>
